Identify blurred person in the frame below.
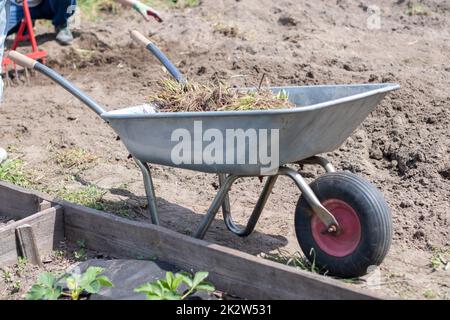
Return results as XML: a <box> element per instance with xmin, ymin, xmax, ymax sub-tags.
<box><xmin>7</xmin><ymin>0</ymin><xmax>161</xmax><ymax>45</ymax></box>
<box><xmin>0</xmin><ymin>0</ymin><xmax>8</xmax><ymax>163</ymax></box>
<box><xmin>0</xmin><ymin>0</ymin><xmax>161</xmax><ymax>161</ymax></box>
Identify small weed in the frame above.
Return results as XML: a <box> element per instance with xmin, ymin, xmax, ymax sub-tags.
<box><xmin>15</xmin><ymin>257</ymin><xmax>27</xmax><ymax>276</ymax></box>
<box><xmin>0</xmin><ymin>159</ymin><xmax>32</xmax><ymax>187</ymax></box>
<box><xmin>429</xmin><ymin>247</ymin><xmax>450</xmax><ymax>271</ymax></box>
<box><xmin>55</xmin><ymin>147</ymin><xmax>97</xmax><ymax>170</ymax></box>
<box><xmin>52</xmin><ymin>250</ymin><xmax>66</xmax><ymax>261</ymax></box>
<box><xmin>2</xmin><ymin>269</ymin><xmax>13</xmax><ymax>283</ymax></box>
<box><xmin>423</xmin><ymin>289</ymin><xmax>437</xmax><ymax>299</ymax></box>
<box><xmin>135</xmin><ymin>271</ymin><xmax>214</xmax><ymax>300</ymax></box>
<box><xmin>406</xmin><ymin>2</ymin><xmax>431</xmax><ymax>16</ymax></box>
<box><xmin>260</xmin><ymin>249</ymin><xmax>326</xmax><ymax>275</ymax></box>
<box><xmin>58</xmin><ymin>185</ymin><xmax>106</xmax><ymax>209</ymax></box>
<box><xmin>11</xmin><ymin>280</ymin><xmax>21</xmax><ymax>293</ymax></box>
<box><xmin>74</xmin><ymin>240</ymin><xmax>87</xmax><ymax>261</ymax></box>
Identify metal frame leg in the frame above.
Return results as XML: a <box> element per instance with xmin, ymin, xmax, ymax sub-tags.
<box><xmin>220</xmin><ymin>175</ymin><xmax>278</xmax><ymax>237</ymax></box>
<box><xmin>194</xmin><ymin>175</ymin><xmax>239</xmax><ymax>239</ymax></box>
<box><xmin>134</xmin><ymin>159</ymin><xmax>160</xmax><ymax>225</ymax></box>
<box><xmin>278</xmin><ymin>167</ymin><xmax>340</xmax><ymax>232</ymax></box>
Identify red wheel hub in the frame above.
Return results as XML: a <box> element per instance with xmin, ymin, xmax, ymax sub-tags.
<box><xmin>311</xmin><ymin>199</ymin><xmax>361</xmax><ymax>257</ymax></box>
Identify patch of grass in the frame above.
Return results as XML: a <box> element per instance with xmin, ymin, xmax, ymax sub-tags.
<box><xmin>57</xmin><ymin>184</ymin><xmax>107</xmax><ymax>209</ymax></box>
<box><xmin>55</xmin><ymin>147</ymin><xmax>98</xmax><ymax>170</ymax></box>
<box><xmin>406</xmin><ymin>2</ymin><xmax>431</xmax><ymax>16</ymax></box>
<box><xmin>423</xmin><ymin>289</ymin><xmax>437</xmax><ymax>299</ymax></box>
<box><xmin>429</xmin><ymin>246</ymin><xmax>450</xmax><ymax>271</ymax></box>
<box><xmin>259</xmin><ymin>249</ymin><xmax>326</xmax><ymax>275</ymax></box>
<box><xmin>0</xmin><ymin>159</ymin><xmax>32</xmax><ymax>187</ymax></box>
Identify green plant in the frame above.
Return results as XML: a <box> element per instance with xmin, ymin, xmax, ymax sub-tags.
<box><xmin>2</xmin><ymin>269</ymin><xmax>13</xmax><ymax>283</ymax></box>
<box><xmin>58</xmin><ymin>184</ymin><xmax>106</xmax><ymax>209</ymax></box>
<box><xmin>429</xmin><ymin>247</ymin><xmax>449</xmax><ymax>271</ymax></box>
<box><xmin>74</xmin><ymin>240</ymin><xmax>87</xmax><ymax>261</ymax></box>
<box><xmin>423</xmin><ymin>289</ymin><xmax>437</xmax><ymax>299</ymax></box>
<box><xmin>135</xmin><ymin>271</ymin><xmax>214</xmax><ymax>300</ymax></box>
<box><xmin>15</xmin><ymin>257</ymin><xmax>27</xmax><ymax>276</ymax></box>
<box><xmin>26</xmin><ymin>267</ymin><xmax>113</xmax><ymax>300</ymax></box>
<box><xmin>26</xmin><ymin>272</ymin><xmax>62</xmax><ymax>300</ymax></box>
<box><xmin>64</xmin><ymin>267</ymin><xmax>113</xmax><ymax>300</ymax></box>
<box><xmin>0</xmin><ymin>159</ymin><xmax>31</xmax><ymax>186</ymax></box>
<box><xmin>260</xmin><ymin>249</ymin><xmax>325</xmax><ymax>274</ymax></box>
<box><xmin>406</xmin><ymin>2</ymin><xmax>431</xmax><ymax>16</ymax></box>
<box><xmin>11</xmin><ymin>280</ymin><xmax>22</xmax><ymax>293</ymax></box>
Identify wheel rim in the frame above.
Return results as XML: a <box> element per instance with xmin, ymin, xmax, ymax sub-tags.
<box><xmin>311</xmin><ymin>199</ymin><xmax>361</xmax><ymax>257</ymax></box>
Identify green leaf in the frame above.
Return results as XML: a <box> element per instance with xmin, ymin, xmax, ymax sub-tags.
<box><xmin>177</xmin><ymin>272</ymin><xmax>193</xmax><ymax>288</ymax></box>
<box><xmin>134</xmin><ymin>282</ymin><xmax>160</xmax><ymax>295</ymax></box>
<box><xmin>195</xmin><ymin>282</ymin><xmax>215</xmax><ymax>292</ymax></box>
<box><xmin>26</xmin><ymin>285</ymin><xmax>48</xmax><ymax>300</ymax></box>
<box><xmin>49</xmin><ymin>287</ymin><xmax>62</xmax><ymax>300</ymax></box>
<box><xmin>172</xmin><ymin>274</ymin><xmax>184</xmax><ymax>291</ymax></box>
<box><xmin>66</xmin><ymin>276</ymin><xmax>78</xmax><ymax>291</ymax></box>
<box><xmin>84</xmin><ymin>280</ymin><xmax>101</xmax><ymax>294</ymax></box>
<box><xmin>38</xmin><ymin>272</ymin><xmax>56</xmax><ymax>288</ymax></box>
<box><xmin>146</xmin><ymin>294</ymin><xmax>163</xmax><ymax>300</ymax></box>
<box><xmin>166</xmin><ymin>272</ymin><xmax>174</xmax><ymax>289</ymax></box>
<box><xmin>192</xmin><ymin>272</ymin><xmax>209</xmax><ymax>289</ymax></box>
<box><xmin>162</xmin><ymin>291</ymin><xmax>182</xmax><ymax>300</ymax></box>
<box><xmin>96</xmin><ymin>276</ymin><xmax>113</xmax><ymax>287</ymax></box>
<box><xmin>80</xmin><ymin>267</ymin><xmax>104</xmax><ymax>286</ymax></box>
<box><xmin>156</xmin><ymin>279</ymin><xmax>170</xmax><ymax>291</ymax></box>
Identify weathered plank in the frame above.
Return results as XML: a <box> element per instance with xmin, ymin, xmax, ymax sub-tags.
<box><xmin>0</xmin><ymin>206</ymin><xmax>64</xmax><ymax>266</ymax></box>
<box><xmin>0</xmin><ymin>182</ymin><xmax>41</xmax><ymax>219</ymax></box>
<box><xmin>63</xmin><ymin>202</ymin><xmax>382</xmax><ymax>300</ymax></box>
<box><xmin>16</xmin><ymin>224</ymin><xmax>43</xmax><ymax>267</ymax></box>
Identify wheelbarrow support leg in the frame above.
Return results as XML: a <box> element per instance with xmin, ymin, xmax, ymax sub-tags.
<box><xmin>134</xmin><ymin>159</ymin><xmax>160</xmax><ymax>225</ymax></box>
<box><xmin>194</xmin><ymin>175</ymin><xmax>239</xmax><ymax>239</ymax></box>
<box><xmin>278</xmin><ymin>167</ymin><xmax>340</xmax><ymax>232</ymax></box>
<box><xmin>220</xmin><ymin>174</ymin><xmax>278</xmax><ymax>237</ymax></box>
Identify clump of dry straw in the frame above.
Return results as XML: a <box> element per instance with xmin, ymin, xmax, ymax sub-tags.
<box><xmin>148</xmin><ymin>79</ymin><xmax>294</xmax><ymax>112</ymax></box>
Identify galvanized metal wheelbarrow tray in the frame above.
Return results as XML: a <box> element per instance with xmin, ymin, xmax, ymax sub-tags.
<box><xmin>9</xmin><ymin>34</ymin><xmax>399</xmax><ymax>277</ymax></box>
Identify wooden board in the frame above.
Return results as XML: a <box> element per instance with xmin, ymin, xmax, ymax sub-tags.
<box><xmin>63</xmin><ymin>201</ymin><xmax>382</xmax><ymax>300</ymax></box>
<box><xmin>0</xmin><ymin>206</ymin><xmax>64</xmax><ymax>266</ymax></box>
<box><xmin>0</xmin><ymin>182</ymin><xmax>41</xmax><ymax>220</ymax></box>
<box><xmin>0</xmin><ymin>182</ymin><xmax>384</xmax><ymax>300</ymax></box>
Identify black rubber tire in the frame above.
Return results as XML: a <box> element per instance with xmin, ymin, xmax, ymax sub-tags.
<box><xmin>295</xmin><ymin>172</ymin><xmax>392</xmax><ymax>278</ymax></box>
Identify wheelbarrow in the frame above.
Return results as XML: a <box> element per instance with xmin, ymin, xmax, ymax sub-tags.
<box><xmin>8</xmin><ymin>35</ymin><xmax>399</xmax><ymax>278</ymax></box>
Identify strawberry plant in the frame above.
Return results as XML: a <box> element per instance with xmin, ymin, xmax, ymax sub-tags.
<box><xmin>26</xmin><ymin>272</ymin><xmax>62</xmax><ymax>300</ymax></box>
<box><xmin>26</xmin><ymin>267</ymin><xmax>113</xmax><ymax>300</ymax></box>
<box><xmin>135</xmin><ymin>271</ymin><xmax>214</xmax><ymax>300</ymax></box>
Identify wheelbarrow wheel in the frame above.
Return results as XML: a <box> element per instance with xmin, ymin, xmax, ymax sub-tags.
<box><xmin>294</xmin><ymin>172</ymin><xmax>392</xmax><ymax>278</ymax></box>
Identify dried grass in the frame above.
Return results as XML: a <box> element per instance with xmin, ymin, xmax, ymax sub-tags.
<box><xmin>148</xmin><ymin>79</ymin><xmax>294</xmax><ymax>112</ymax></box>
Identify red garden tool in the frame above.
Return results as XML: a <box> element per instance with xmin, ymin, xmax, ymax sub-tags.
<box><xmin>2</xmin><ymin>0</ymin><xmax>47</xmax><ymax>84</ymax></box>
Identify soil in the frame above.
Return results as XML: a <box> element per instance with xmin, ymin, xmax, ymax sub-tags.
<box><xmin>0</xmin><ymin>0</ymin><xmax>449</xmax><ymax>299</ymax></box>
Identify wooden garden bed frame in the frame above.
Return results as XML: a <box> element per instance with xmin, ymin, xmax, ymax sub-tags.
<box><xmin>0</xmin><ymin>181</ymin><xmax>384</xmax><ymax>300</ymax></box>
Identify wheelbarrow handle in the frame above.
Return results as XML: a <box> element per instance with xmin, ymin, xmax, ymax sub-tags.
<box><xmin>130</xmin><ymin>30</ymin><xmax>186</xmax><ymax>84</ymax></box>
<box><xmin>8</xmin><ymin>51</ymin><xmax>107</xmax><ymax>116</ymax></box>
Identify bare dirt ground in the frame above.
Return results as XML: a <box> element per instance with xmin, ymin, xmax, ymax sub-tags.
<box><xmin>0</xmin><ymin>0</ymin><xmax>449</xmax><ymax>299</ymax></box>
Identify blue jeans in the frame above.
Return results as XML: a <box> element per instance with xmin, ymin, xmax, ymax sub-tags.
<box><xmin>0</xmin><ymin>0</ymin><xmax>9</xmax><ymax>101</ymax></box>
<box><xmin>7</xmin><ymin>0</ymin><xmax>77</xmax><ymax>32</ymax></box>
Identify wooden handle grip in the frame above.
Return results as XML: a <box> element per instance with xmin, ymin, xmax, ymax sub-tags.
<box><xmin>130</xmin><ymin>30</ymin><xmax>152</xmax><ymax>47</ymax></box>
<box><xmin>8</xmin><ymin>51</ymin><xmax>37</xmax><ymax>69</ymax></box>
